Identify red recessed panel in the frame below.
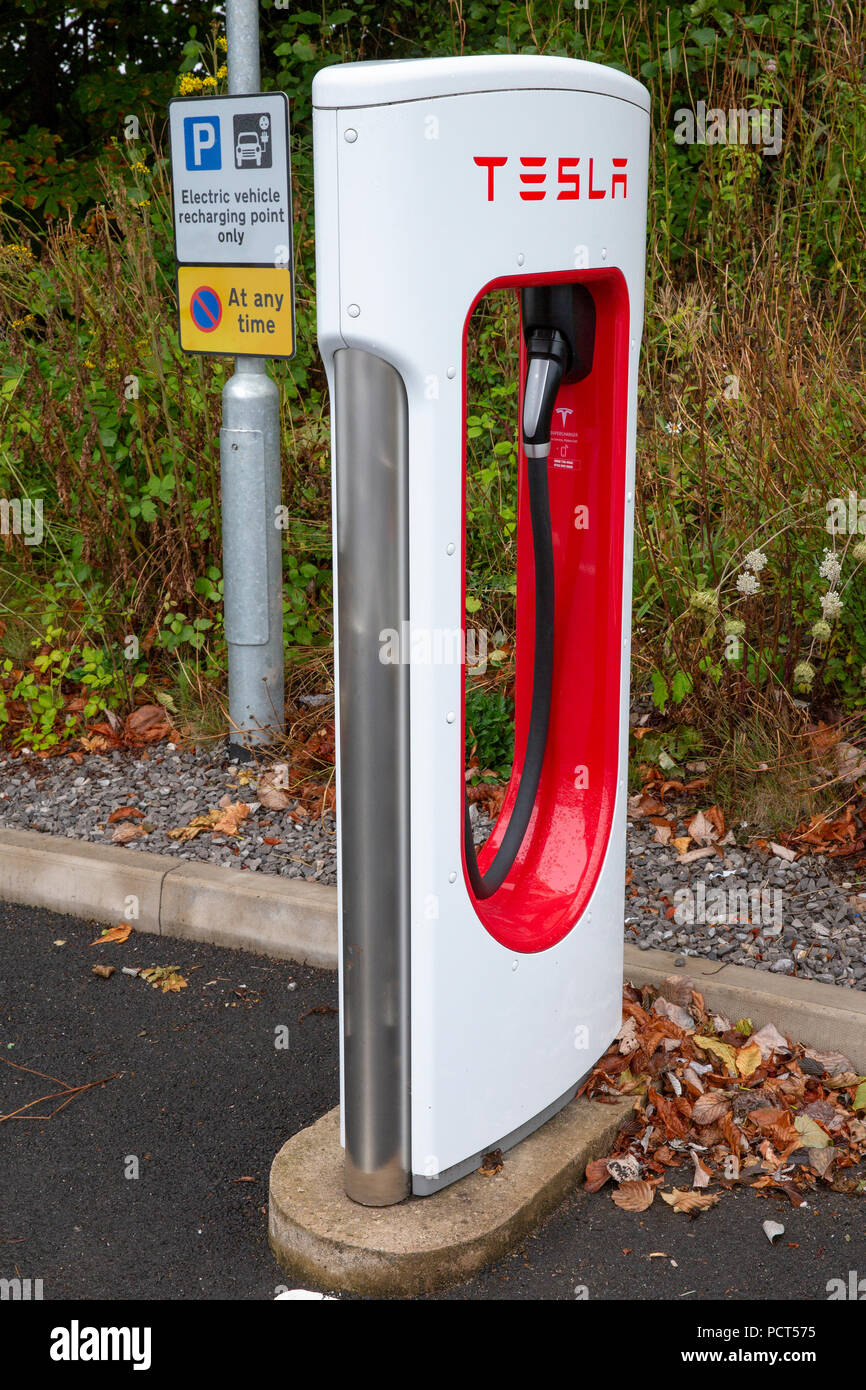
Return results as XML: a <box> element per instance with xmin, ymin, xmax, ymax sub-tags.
<box><xmin>461</xmin><ymin>268</ymin><xmax>630</xmax><ymax>952</ymax></box>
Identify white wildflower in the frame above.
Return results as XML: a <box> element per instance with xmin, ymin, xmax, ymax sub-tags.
<box><xmin>736</xmin><ymin>571</ymin><xmax>760</xmax><ymax>596</ymax></box>
<box><xmin>744</xmin><ymin>549</ymin><xmax>767</xmax><ymax>573</ymax></box>
<box><xmin>819</xmin><ymin>550</ymin><xmax>842</xmax><ymax>584</ymax></box>
<box><xmin>820</xmin><ymin>591</ymin><xmax>843</xmax><ymax>620</ymax></box>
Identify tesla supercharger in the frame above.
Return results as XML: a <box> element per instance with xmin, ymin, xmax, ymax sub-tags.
<box><xmin>313</xmin><ymin>55</ymin><xmax>650</xmax><ymax>1204</ymax></box>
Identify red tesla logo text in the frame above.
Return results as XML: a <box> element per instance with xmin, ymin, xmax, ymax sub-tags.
<box><xmin>473</xmin><ymin>155</ymin><xmax>628</xmax><ymax>201</ymax></box>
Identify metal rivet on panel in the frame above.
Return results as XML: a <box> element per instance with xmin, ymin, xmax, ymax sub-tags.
<box><xmin>446</xmin><ymin>711</ymin><xmax>456</xmax><ymax>724</ymax></box>
<box><xmin>517</xmin><ymin>253</ymin><xmax>525</xmax><ymax>266</ymax></box>
<box><xmin>446</xmin><ymin>366</ymin><xmax>457</xmax><ymax>379</ymax></box>
<box><xmin>347</xmin><ymin>303</ymin><xmax>360</xmax><ymax>318</ymax></box>
<box><xmin>446</xmin><ymin>543</ymin><xmax>455</xmax><ymax>556</ymax></box>
<box><xmin>448</xmin><ymin>871</ymin><xmax>457</xmax><ymax>884</ymax></box>
<box><xmin>344</xmin><ymin>128</ymin><xmax>358</xmax><ymax>143</ymax></box>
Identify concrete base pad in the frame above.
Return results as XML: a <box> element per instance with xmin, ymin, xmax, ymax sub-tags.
<box><xmin>268</xmin><ymin>1096</ymin><xmax>635</xmax><ymax>1297</ymax></box>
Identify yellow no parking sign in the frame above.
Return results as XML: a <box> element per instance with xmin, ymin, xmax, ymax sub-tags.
<box><xmin>177</xmin><ymin>265</ymin><xmax>294</xmax><ymax>358</ymax></box>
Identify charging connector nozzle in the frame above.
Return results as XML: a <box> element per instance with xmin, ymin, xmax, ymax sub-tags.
<box><xmin>522</xmin><ymin>328</ymin><xmax>570</xmax><ymax>459</ymax></box>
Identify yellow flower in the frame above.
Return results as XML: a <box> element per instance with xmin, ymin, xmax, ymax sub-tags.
<box><xmin>217</xmin><ymin>35</ymin><xmax>227</xmax><ymax>51</ymax></box>
<box><xmin>179</xmin><ymin>74</ymin><xmax>203</xmax><ymax>95</ymax></box>
<box><xmin>201</xmin><ymin>75</ymin><xmax>217</xmax><ymax>89</ymax></box>
<box><xmin>131</xmin><ymin>160</ymin><xmax>149</xmax><ymax>175</ymax></box>
<box><xmin>217</xmin><ymin>65</ymin><xmax>228</xmax><ymax>79</ymax></box>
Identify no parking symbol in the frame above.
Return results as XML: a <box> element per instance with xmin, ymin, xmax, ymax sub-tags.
<box><xmin>189</xmin><ymin>285</ymin><xmax>222</xmax><ymax>333</ymax></box>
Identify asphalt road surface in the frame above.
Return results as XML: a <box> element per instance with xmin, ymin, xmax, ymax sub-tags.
<box><xmin>2</xmin><ymin>901</ymin><xmax>863</xmax><ymax>1303</ymax></box>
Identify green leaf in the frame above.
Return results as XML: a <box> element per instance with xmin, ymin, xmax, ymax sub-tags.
<box><xmin>854</xmin><ymin>1081</ymin><xmax>866</xmax><ymax>1112</ymax></box>
<box><xmin>671</xmin><ymin>669</ymin><xmax>693</xmax><ymax>704</ymax></box>
<box><xmin>651</xmin><ymin>669</ymin><xmax>669</xmax><ymax>711</ymax></box>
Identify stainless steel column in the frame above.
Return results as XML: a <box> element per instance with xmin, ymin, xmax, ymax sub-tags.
<box><xmin>222</xmin><ymin>0</ymin><xmax>285</xmax><ymax>755</ymax></box>
<box><xmin>335</xmin><ymin>348</ymin><xmax>411</xmax><ymax>1205</ymax></box>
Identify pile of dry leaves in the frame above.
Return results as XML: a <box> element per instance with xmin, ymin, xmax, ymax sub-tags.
<box><xmin>580</xmin><ymin>979</ymin><xmax>866</xmax><ymax>1215</ymax></box>
<box><xmin>78</xmin><ymin>703</ymin><xmax>180</xmax><ymax>754</ymax></box>
<box><xmin>776</xmin><ymin>803</ymin><xmax>866</xmax><ymax>863</ymax></box>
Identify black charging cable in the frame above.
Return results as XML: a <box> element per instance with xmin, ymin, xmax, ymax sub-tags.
<box><xmin>463</xmin><ymin>327</ymin><xmax>569</xmax><ymax>899</ymax></box>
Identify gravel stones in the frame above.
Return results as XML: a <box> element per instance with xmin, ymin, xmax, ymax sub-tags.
<box><xmin>0</xmin><ymin>747</ymin><xmax>335</xmax><ymax>886</ymax></box>
<box><xmin>625</xmin><ymin>816</ymin><xmax>866</xmax><ymax>991</ymax></box>
<box><xmin>1</xmin><ymin>748</ymin><xmax>864</xmax><ymax>990</ymax></box>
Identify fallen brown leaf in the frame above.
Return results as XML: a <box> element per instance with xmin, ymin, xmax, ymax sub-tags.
<box><xmin>691</xmin><ymin>1092</ymin><xmax>731</xmax><ymax>1126</ymax></box>
<box><xmin>479</xmin><ymin>1148</ymin><xmax>503</xmax><ymax>1176</ymax></box>
<box><xmin>660</xmin><ymin>1189</ymin><xmax>720</xmax><ymax>1214</ymax></box>
<box><xmin>212</xmin><ymin>800</ymin><xmax>251</xmax><ymax>836</ymax></box>
<box><xmin>584</xmin><ymin>1158</ymin><xmax>612</xmax><ymax>1193</ymax></box>
<box><xmin>612</xmin><ymin>1180</ymin><xmax>655</xmax><ymax>1212</ymax></box>
<box><xmin>111</xmin><ymin>823</ymin><xmax>147</xmax><ymax>845</ymax></box>
<box><xmin>90</xmin><ymin>923</ymin><xmax>133</xmax><ymax>946</ymax></box>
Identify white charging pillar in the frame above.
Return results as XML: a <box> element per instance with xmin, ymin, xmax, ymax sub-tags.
<box><xmin>314</xmin><ymin>56</ymin><xmax>650</xmax><ymax>1203</ymax></box>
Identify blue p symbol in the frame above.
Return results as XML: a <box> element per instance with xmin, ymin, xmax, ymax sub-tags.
<box><xmin>184</xmin><ymin>116</ymin><xmax>221</xmax><ymax>170</ymax></box>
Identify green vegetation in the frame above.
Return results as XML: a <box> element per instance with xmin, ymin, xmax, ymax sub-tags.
<box><xmin>0</xmin><ymin>2</ymin><xmax>863</xmax><ymax>829</ymax></box>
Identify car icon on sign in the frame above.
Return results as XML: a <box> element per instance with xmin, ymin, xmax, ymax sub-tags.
<box><xmin>236</xmin><ymin>131</ymin><xmax>263</xmax><ymax>166</ymax></box>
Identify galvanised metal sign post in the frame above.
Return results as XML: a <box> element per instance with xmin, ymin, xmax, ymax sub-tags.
<box><xmin>170</xmin><ymin>0</ymin><xmax>292</xmax><ymax>757</ymax></box>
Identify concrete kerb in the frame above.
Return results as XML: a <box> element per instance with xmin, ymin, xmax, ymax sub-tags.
<box><xmin>0</xmin><ymin>827</ymin><xmax>167</xmax><ymax>936</ymax></box>
<box><xmin>1</xmin><ymin>828</ymin><xmax>863</xmax><ymax>1063</ymax></box>
<box><xmin>0</xmin><ymin>827</ymin><xmax>336</xmax><ymax>969</ymax></box>
<box><xmin>1</xmin><ymin>828</ymin><xmax>866</xmax><ymax>1056</ymax></box>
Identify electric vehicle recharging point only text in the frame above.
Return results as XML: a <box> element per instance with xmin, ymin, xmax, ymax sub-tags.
<box><xmin>313</xmin><ymin>55</ymin><xmax>650</xmax><ymax>1205</ymax></box>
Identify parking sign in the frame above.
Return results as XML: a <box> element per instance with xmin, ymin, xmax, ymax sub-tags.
<box><xmin>183</xmin><ymin>115</ymin><xmax>222</xmax><ymax>170</ymax></box>
<box><xmin>168</xmin><ymin>91</ymin><xmax>295</xmax><ymax>358</ymax></box>
<box><xmin>168</xmin><ymin>92</ymin><xmax>292</xmax><ymax>267</ymax></box>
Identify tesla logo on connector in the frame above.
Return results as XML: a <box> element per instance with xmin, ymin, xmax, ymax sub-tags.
<box><xmin>473</xmin><ymin>155</ymin><xmax>628</xmax><ymax>201</ymax></box>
